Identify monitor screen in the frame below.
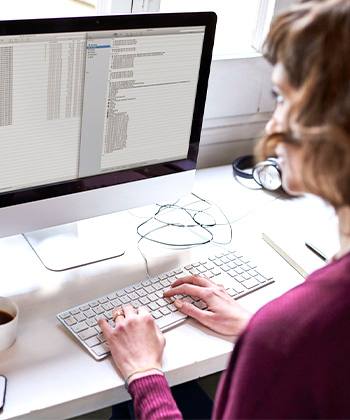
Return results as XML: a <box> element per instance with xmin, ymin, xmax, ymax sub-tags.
<box><xmin>0</xmin><ymin>13</ymin><xmax>216</xmax><ymax>208</ymax></box>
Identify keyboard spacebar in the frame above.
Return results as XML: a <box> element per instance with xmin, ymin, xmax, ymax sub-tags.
<box><xmin>155</xmin><ymin>312</ymin><xmax>187</xmax><ymax>331</ymax></box>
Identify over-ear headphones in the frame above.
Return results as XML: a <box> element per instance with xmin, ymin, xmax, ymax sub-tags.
<box><xmin>232</xmin><ymin>155</ymin><xmax>282</xmax><ymax>191</ymax></box>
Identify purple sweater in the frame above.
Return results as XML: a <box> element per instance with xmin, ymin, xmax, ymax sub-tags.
<box><xmin>129</xmin><ymin>253</ymin><xmax>350</xmax><ymax>419</ymax></box>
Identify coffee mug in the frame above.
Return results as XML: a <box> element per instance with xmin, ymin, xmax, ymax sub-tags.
<box><xmin>0</xmin><ymin>297</ymin><xmax>19</xmax><ymax>352</ymax></box>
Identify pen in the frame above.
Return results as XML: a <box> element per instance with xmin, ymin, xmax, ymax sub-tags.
<box><xmin>304</xmin><ymin>241</ymin><xmax>327</xmax><ymax>262</ymax></box>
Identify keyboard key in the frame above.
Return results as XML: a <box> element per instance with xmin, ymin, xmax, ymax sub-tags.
<box><xmin>157</xmin><ymin>299</ymin><xmax>168</xmax><ymax>307</ymax></box>
<box><xmin>59</xmin><ymin>312</ymin><xmax>71</xmax><ymax>319</ymax></box>
<box><xmin>226</xmin><ymin>288</ymin><xmax>237</xmax><ymax>297</ymax></box>
<box><xmin>102</xmin><ymin>302</ymin><xmax>113</xmax><ymax>311</ymax></box>
<box><xmin>105</xmin><ymin>310</ymin><xmax>113</xmax><ymax>320</ymax></box>
<box><xmin>198</xmin><ymin>300</ymin><xmax>208</xmax><ymax>309</ymax></box>
<box><xmin>85</xmin><ymin>336</ymin><xmax>100</xmax><ymax>348</ymax></box>
<box><xmin>144</xmin><ymin>285</ymin><xmax>155</xmax><ymax>294</ymax></box>
<box><xmin>93</xmin><ymin>343</ymin><xmax>109</xmax><ymax>357</ymax></box>
<box><xmin>160</xmin><ymin>279</ymin><xmax>171</xmax><ymax>287</ymax></box>
<box><xmin>160</xmin><ymin>307</ymin><xmax>171</xmax><ymax>316</ymax></box>
<box><xmin>64</xmin><ymin>316</ymin><xmax>76</xmax><ymax>326</ymax></box>
<box><xmin>78</xmin><ymin>328</ymin><xmax>97</xmax><ymax>341</ymax></box>
<box><xmin>234</xmin><ymin>275</ymin><xmax>245</xmax><ymax>283</ymax></box>
<box><xmin>142</xmin><ymin>280</ymin><xmax>151</xmax><ymax>286</ymax></box>
<box><xmin>257</xmin><ymin>269</ymin><xmax>273</xmax><ymax>280</ymax></box>
<box><xmin>148</xmin><ymin>293</ymin><xmax>158</xmax><ymax>302</ymax></box>
<box><xmin>93</xmin><ymin>306</ymin><xmax>104</xmax><ymax>315</ymax></box>
<box><xmin>152</xmin><ymin>310</ymin><xmax>162</xmax><ymax>319</ymax></box>
<box><xmin>139</xmin><ymin>296</ymin><xmax>150</xmax><ymax>305</ymax></box>
<box><xmin>248</xmin><ymin>269</ymin><xmax>258</xmax><ymax>277</ymax></box>
<box><xmin>120</xmin><ymin>295</ymin><xmax>131</xmax><ymax>304</ymax></box>
<box><xmin>256</xmin><ymin>274</ymin><xmax>267</xmax><ymax>283</ymax></box>
<box><xmin>110</xmin><ymin>298</ymin><xmax>122</xmax><ymax>307</ymax></box>
<box><xmin>89</xmin><ymin>300</ymin><xmax>99</xmax><ymax>308</ymax></box>
<box><xmin>136</xmin><ymin>289</ymin><xmax>147</xmax><ymax>297</ymax></box>
<box><xmin>72</xmin><ymin>322</ymin><xmax>88</xmax><ymax>333</ymax></box>
<box><xmin>98</xmin><ymin>297</ymin><xmax>108</xmax><ymax>304</ymax></box>
<box><xmin>148</xmin><ymin>302</ymin><xmax>159</xmax><ymax>311</ymax></box>
<box><xmin>242</xmin><ymin>278</ymin><xmax>260</xmax><ymax>289</ymax></box>
<box><xmin>167</xmin><ymin>275</ymin><xmax>177</xmax><ymax>284</ymax></box>
<box><xmin>128</xmin><ymin>292</ymin><xmax>139</xmax><ymax>301</ymax></box>
<box><xmin>74</xmin><ymin>313</ymin><xmax>86</xmax><ymax>322</ymax></box>
<box><xmin>230</xmin><ymin>281</ymin><xmax>245</xmax><ymax>293</ymax></box>
<box><xmin>167</xmin><ymin>303</ymin><xmax>178</xmax><ymax>312</ymax></box>
<box><xmin>86</xmin><ymin>318</ymin><xmax>97</xmax><ymax>327</ymax></box>
<box><xmin>79</xmin><ymin>304</ymin><xmax>90</xmax><ymax>311</ymax></box>
<box><xmin>155</xmin><ymin>312</ymin><xmax>187</xmax><ymax>330</ymax></box>
<box><xmin>70</xmin><ymin>308</ymin><xmax>79</xmax><ymax>316</ymax></box>
<box><xmin>83</xmin><ymin>309</ymin><xmax>96</xmax><ymax>318</ymax></box>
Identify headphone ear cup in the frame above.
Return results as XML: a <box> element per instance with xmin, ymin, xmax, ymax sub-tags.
<box><xmin>252</xmin><ymin>159</ymin><xmax>282</xmax><ymax>190</ymax></box>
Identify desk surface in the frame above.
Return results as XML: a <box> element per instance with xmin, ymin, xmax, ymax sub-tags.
<box><xmin>0</xmin><ymin>165</ymin><xmax>333</xmax><ymax>419</ymax></box>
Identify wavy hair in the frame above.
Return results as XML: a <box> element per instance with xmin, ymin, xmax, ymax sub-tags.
<box><xmin>256</xmin><ymin>0</ymin><xmax>350</xmax><ymax>208</ymax></box>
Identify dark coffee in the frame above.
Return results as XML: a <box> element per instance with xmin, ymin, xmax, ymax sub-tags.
<box><xmin>0</xmin><ymin>310</ymin><xmax>14</xmax><ymax>325</ymax></box>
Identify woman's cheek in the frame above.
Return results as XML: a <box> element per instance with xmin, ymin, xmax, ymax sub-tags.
<box><xmin>281</xmin><ymin>155</ymin><xmax>304</xmax><ymax>195</ymax></box>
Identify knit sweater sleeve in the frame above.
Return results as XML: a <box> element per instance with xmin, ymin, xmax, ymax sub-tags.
<box><xmin>128</xmin><ymin>374</ymin><xmax>183</xmax><ymax>420</ymax></box>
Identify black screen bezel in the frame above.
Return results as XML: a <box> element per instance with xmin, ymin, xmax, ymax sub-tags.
<box><xmin>0</xmin><ymin>12</ymin><xmax>216</xmax><ymax>208</ymax></box>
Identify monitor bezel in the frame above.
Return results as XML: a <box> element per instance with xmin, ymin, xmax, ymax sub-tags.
<box><xmin>0</xmin><ymin>12</ymin><xmax>216</xmax><ymax>208</ymax></box>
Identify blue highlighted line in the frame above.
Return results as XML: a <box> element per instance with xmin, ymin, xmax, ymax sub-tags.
<box><xmin>87</xmin><ymin>44</ymin><xmax>111</xmax><ymax>49</ymax></box>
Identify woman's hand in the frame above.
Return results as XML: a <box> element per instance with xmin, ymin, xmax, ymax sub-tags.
<box><xmin>99</xmin><ymin>304</ymin><xmax>165</xmax><ymax>381</ymax></box>
<box><xmin>163</xmin><ymin>276</ymin><xmax>252</xmax><ymax>336</ymax></box>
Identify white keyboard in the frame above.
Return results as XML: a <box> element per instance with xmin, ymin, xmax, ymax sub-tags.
<box><xmin>57</xmin><ymin>249</ymin><xmax>274</xmax><ymax>360</ymax></box>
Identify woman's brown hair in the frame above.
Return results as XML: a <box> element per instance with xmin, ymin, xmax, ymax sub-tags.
<box><xmin>256</xmin><ymin>0</ymin><xmax>350</xmax><ymax>208</ymax></box>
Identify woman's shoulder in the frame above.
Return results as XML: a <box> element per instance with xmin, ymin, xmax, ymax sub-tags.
<box><xmin>245</xmin><ymin>256</ymin><xmax>350</xmax><ymax>355</ymax></box>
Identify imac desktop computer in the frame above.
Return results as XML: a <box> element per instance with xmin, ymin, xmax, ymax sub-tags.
<box><xmin>0</xmin><ymin>12</ymin><xmax>217</xmax><ymax>270</ymax></box>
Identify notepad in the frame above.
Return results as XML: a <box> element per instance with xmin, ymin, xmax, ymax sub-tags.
<box><xmin>262</xmin><ymin>226</ymin><xmax>338</xmax><ymax>278</ymax></box>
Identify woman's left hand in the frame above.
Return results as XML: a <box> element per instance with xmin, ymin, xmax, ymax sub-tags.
<box><xmin>98</xmin><ymin>304</ymin><xmax>165</xmax><ymax>380</ymax></box>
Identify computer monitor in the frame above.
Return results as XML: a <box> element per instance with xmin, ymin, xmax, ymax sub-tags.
<box><xmin>0</xmin><ymin>12</ymin><xmax>216</xmax><ymax>270</ymax></box>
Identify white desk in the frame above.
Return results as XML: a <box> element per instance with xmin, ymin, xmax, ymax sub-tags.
<box><xmin>0</xmin><ymin>165</ymin><xmax>333</xmax><ymax>419</ymax></box>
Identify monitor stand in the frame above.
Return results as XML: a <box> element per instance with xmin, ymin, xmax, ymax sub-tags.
<box><xmin>23</xmin><ymin>213</ymin><xmax>126</xmax><ymax>271</ymax></box>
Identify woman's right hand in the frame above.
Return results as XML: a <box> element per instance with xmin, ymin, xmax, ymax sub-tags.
<box><xmin>163</xmin><ymin>275</ymin><xmax>252</xmax><ymax>336</ymax></box>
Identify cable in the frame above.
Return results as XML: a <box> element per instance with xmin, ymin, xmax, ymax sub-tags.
<box><xmin>134</xmin><ymin>193</ymin><xmax>234</xmax><ymax>277</ymax></box>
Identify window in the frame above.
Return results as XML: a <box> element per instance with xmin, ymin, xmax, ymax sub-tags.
<box><xmin>159</xmin><ymin>0</ymin><xmax>262</xmax><ymax>59</ymax></box>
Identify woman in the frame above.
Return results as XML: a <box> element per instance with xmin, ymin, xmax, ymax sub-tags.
<box><xmin>99</xmin><ymin>0</ymin><xmax>350</xmax><ymax>418</ymax></box>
